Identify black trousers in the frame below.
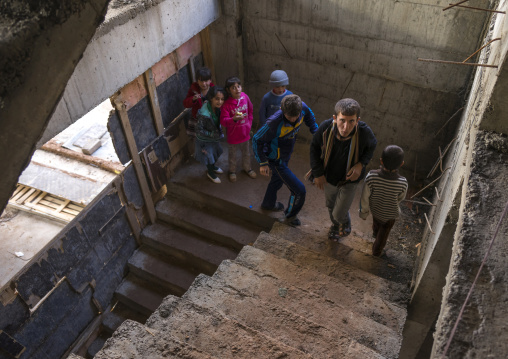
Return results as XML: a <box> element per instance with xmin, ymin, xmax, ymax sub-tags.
<box><xmin>372</xmin><ymin>217</ymin><xmax>396</xmax><ymax>256</ymax></box>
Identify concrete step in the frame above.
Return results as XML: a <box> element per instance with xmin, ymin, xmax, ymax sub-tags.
<box><xmin>186</xmin><ymin>272</ymin><xmax>399</xmax><ymax>358</ymax></box>
<box><xmin>251</xmin><ymin>233</ymin><xmax>410</xmax><ymax>306</ymax></box>
<box><xmin>234</xmin><ymin>245</ymin><xmax>407</xmax><ymax>331</ymax></box>
<box><xmin>212</xmin><ymin>258</ymin><xmax>404</xmax><ymax>338</ymax></box>
<box><xmin>141</xmin><ymin>222</ymin><xmax>237</xmax><ymax>275</ymax></box>
<box><xmin>146</xmin><ymin>295</ymin><xmax>317</xmax><ymax>359</ymax></box>
<box><xmin>115</xmin><ymin>274</ymin><xmax>165</xmax><ymax>317</ymax></box>
<box><xmin>167</xmin><ymin>179</ymin><xmax>275</xmax><ymax>230</ymax></box>
<box><xmin>128</xmin><ymin>246</ymin><xmax>197</xmax><ymax>296</ymax></box>
<box><xmin>102</xmin><ymin>302</ymin><xmax>148</xmax><ymax>335</ymax></box>
<box><xmin>94</xmin><ymin>320</ymin><xmax>217</xmax><ymax>359</ymax></box>
<box><xmin>270</xmin><ymin>222</ymin><xmax>413</xmax><ymax>285</ymax></box>
<box><xmin>86</xmin><ymin>335</ymin><xmax>106</xmax><ymax>359</ymax></box>
<box><xmin>156</xmin><ymin>197</ymin><xmax>262</xmax><ymax>251</ymax></box>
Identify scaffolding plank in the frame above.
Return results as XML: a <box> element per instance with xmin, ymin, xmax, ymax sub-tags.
<box><xmin>67</xmin><ymin>203</ymin><xmax>85</xmax><ymax>211</ymax></box>
<box><xmin>61</xmin><ymin>208</ymin><xmax>81</xmax><ymax>216</ymax></box>
<box><xmin>16</xmin><ymin>188</ymin><xmax>36</xmax><ymax>204</ymax></box>
<box><xmin>56</xmin><ymin>199</ymin><xmax>71</xmax><ymax>213</ymax></box>
<box><xmin>11</xmin><ymin>184</ymin><xmax>25</xmax><ymax>198</ymax></box>
<box><xmin>11</xmin><ymin>186</ymin><xmax>29</xmax><ymax>202</ymax></box>
<box><xmin>31</xmin><ymin>191</ymin><xmax>47</xmax><ymax>205</ymax></box>
<box><xmin>26</xmin><ymin>189</ymin><xmax>41</xmax><ymax>203</ymax></box>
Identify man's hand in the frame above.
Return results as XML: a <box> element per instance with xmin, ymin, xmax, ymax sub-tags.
<box><xmin>260</xmin><ymin>165</ymin><xmax>270</xmax><ymax>176</ymax></box>
<box><xmin>314</xmin><ymin>175</ymin><xmax>326</xmax><ymax>190</ymax></box>
<box><xmin>346</xmin><ymin>162</ymin><xmax>363</xmax><ymax>181</ymax></box>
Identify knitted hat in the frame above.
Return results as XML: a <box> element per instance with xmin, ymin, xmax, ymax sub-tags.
<box><xmin>269</xmin><ymin>70</ymin><xmax>289</xmax><ymax>87</ymax></box>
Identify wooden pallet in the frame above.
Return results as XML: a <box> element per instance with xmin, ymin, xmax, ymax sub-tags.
<box><xmin>8</xmin><ymin>184</ymin><xmax>85</xmax><ymax>223</ymax></box>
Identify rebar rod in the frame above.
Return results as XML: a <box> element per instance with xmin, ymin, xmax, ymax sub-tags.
<box><xmin>418</xmin><ymin>58</ymin><xmax>498</xmax><ymax>68</ymax></box>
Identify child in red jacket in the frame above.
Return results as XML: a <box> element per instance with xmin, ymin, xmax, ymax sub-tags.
<box><xmin>183</xmin><ymin>67</ymin><xmax>214</xmax><ymax>137</ymax></box>
<box><xmin>220</xmin><ymin>76</ymin><xmax>256</xmax><ymax>182</ymax></box>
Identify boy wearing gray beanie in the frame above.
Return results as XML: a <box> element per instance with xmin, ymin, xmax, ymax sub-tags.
<box><xmin>258</xmin><ymin>70</ymin><xmax>293</xmax><ymax>127</ymax></box>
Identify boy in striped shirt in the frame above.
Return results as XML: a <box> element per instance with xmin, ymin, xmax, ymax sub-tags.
<box><xmin>359</xmin><ymin>145</ymin><xmax>408</xmax><ymax>257</ymax></box>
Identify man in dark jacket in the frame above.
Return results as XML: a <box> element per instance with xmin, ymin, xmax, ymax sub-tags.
<box><xmin>253</xmin><ymin>94</ymin><xmax>318</xmax><ymax>226</ymax></box>
<box><xmin>310</xmin><ymin>98</ymin><xmax>377</xmax><ymax>240</ymax></box>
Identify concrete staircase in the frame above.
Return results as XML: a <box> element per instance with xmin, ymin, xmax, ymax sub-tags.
<box><xmin>88</xmin><ymin>177</ymin><xmax>412</xmax><ymax>358</ymax></box>
<box><xmin>84</xmin><ymin>182</ymin><xmax>266</xmax><ymax>357</ymax></box>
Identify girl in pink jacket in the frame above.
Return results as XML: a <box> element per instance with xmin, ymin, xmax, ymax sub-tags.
<box><xmin>220</xmin><ymin>76</ymin><xmax>257</xmax><ymax>182</ymax></box>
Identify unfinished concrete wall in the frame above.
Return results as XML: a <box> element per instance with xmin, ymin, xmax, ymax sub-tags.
<box><xmin>402</xmin><ymin>2</ymin><xmax>508</xmax><ymax>357</ymax></box>
<box><xmin>431</xmin><ymin>7</ymin><xmax>508</xmax><ymax>358</ymax></box>
<box><xmin>210</xmin><ymin>0</ymin><xmax>489</xmax><ymax>174</ymax></box>
<box><xmin>0</xmin><ymin>0</ymin><xmax>110</xmax><ymax>217</ymax></box>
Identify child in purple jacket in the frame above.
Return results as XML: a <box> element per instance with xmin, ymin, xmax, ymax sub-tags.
<box><xmin>220</xmin><ymin>76</ymin><xmax>256</xmax><ymax>182</ymax></box>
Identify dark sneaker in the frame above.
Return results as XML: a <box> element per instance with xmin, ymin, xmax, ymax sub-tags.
<box><xmin>261</xmin><ymin>202</ymin><xmax>284</xmax><ymax>211</ymax></box>
<box><xmin>286</xmin><ymin>216</ymin><xmax>301</xmax><ymax>226</ymax></box>
<box><xmin>328</xmin><ymin>224</ymin><xmax>341</xmax><ymax>241</ymax></box>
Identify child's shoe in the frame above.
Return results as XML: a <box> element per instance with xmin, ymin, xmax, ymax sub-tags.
<box><xmin>245</xmin><ymin>169</ymin><xmax>257</xmax><ymax>179</ymax></box>
<box><xmin>229</xmin><ymin>172</ymin><xmax>237</xmax><ymax>182</ymax></box>
<box><xmin>280</xmin><ymin>215</ymin><xmax>301</xmax><ymax>227</ymax></box>
<box><xmin>261</xmin><ymin>202</ymin><xmax>284</xmax><ymax>212</ymax></box>
<box><xmin>207</xmin><ymin>172</ymin><xmax>221</xmax><ymax>184</ymax></box>
<box><xmin>214</xmin><ymin>166</ymin><xmax>224</xmax><ymax>174</ymax></box>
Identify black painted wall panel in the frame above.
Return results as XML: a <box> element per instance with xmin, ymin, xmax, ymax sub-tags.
<box><xmin>107</xmin><ymin>110</ymin><xmax>130</xmax><ymax>165</ymax></box>
<box><xmin>127</xmin><ymin>96</ymin><xmax>157</xmax><ymax>152</ymax></box>
<box><xmin>122</xmin><ymin>165</ymin><xmax>144</xmax><ymax>209</ymax></box>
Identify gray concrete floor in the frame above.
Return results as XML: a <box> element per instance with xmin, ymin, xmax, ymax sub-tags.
<box><xmin>0</xmin><ymin>208</ymin><xmax>65</xmax><ymax>291</ymax></box>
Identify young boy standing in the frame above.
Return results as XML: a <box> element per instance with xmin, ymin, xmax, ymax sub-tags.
<box><xmin>359</xmin><ymin>145</ymin><xmax>408</xmax><ymax>257</ymax></box>
<box><xmin>253</xmin><ymin>94</ymin><xmax>318</xmax><ymax>226</ymax></box>
<box><xmin>183</xmin><ymin>67</ymin><xmax>214</xmax><ymax>137</ymax></box>
<box><xmin>258</xmin><ymin>70</ymin><xmax>293</xmax><ymax>127</ymax></box>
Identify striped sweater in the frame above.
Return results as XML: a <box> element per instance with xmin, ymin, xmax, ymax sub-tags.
<box><xmin>359</xmin><ymin>168</ymin><xmax>408</xmax><ymax>223</ymax></box>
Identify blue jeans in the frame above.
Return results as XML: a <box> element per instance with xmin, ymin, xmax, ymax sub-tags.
<box><xmin>262</xmin><ymin>160</ymin><xmax>306</xmax><ymax>218</ymax></box>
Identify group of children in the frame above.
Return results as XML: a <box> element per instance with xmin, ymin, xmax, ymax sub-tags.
<box><xmin>183</xmin><ymin>67</ymin><xmax>407</xmax><ymax>257</ymax></box>
<box><xmin>184</xmin><ymin>68</ymin><xmax>291</xmax><ymax>184</ymax></box>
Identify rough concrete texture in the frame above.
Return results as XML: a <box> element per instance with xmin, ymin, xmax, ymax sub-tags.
<box><xmin>210</xmin><ymin>0</ymin><xmax>490</xmax><ymax>173</ymax></box>
<box><xmin>186</xmin><ymin>273</ymin><xmax>391</xmax><ymax>358</ymax></box>
<box><xmin>0</xmin><ymin>0</ymin><xmax>110</xmax><ymax>214</ymax></box>
<box><xmin>235</xmin><ymin>245</ymin><xmax>407</xmax><ymax>325</ymax></box>
<box><xmin>253</xmin><ymin>233</ymin><xmax>409</xmax><ymax>305</ymax></box>
<box><xmin>145</xmin><ymin>296</ymin><xmax>317</xmax><ymax>359</ymax></box>
<box><xmin>205</xmin><ymin>261</ymin><xmax>401</xmax><ymax>357</ymax></box>
<box><xmin>94</xmin><ymin>319</ymin><xmax>216</xmax><ymax>359</ymax></box>
<box><xmin>403</xmin><ymin>3</ymin><xmax>508</xmax><ymax>356</ymax></box>
<box><xmin>431</xmin><ymin>131</ymin><xmax>508</xmax><ymax>358</ymax></box>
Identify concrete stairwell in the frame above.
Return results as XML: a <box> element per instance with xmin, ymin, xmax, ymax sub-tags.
<box><xmin>91</xmin><ymin>220</ymin><xmax>411</xmax><ymax>358</ymax></box>
<box><xmin>83</xmin><ymin>175</ymin><xmax>269</xmax><ymax>357</ymax></box>
<box><xmin>88</xmin><ymin>145</ymin><xmax>413</xmax><ymax>358</ymax></box>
